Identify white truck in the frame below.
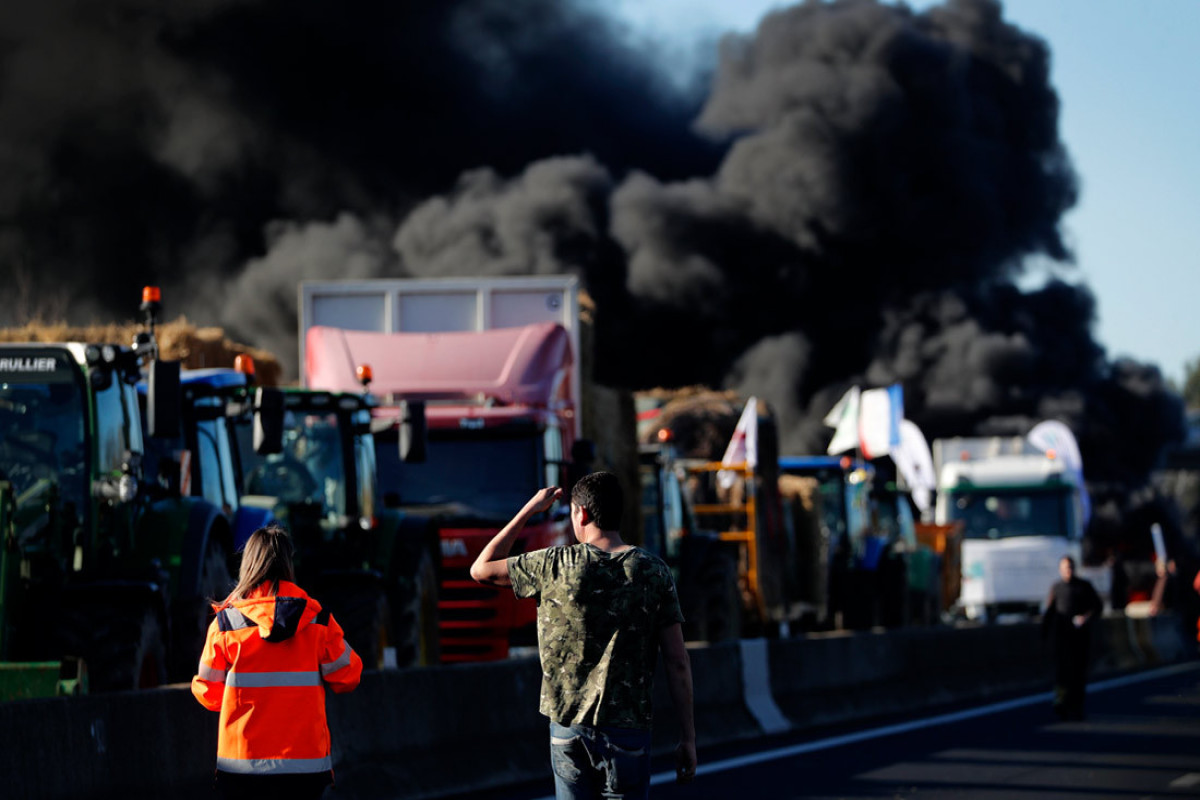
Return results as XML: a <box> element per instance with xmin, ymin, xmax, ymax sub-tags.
<box><xmin>933</xmin><ymin>434</ymin><xmax>1108</xmax><ymax>621</ymax></box>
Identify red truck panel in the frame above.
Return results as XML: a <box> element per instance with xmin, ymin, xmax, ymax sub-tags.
<box><xmin>437</xmin><ymin>521</ymin><xmax>570</xmax><ymax>662</ymax></box>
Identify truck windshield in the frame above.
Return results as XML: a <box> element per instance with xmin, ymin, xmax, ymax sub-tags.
<box><xmin>376</xmin><ymin>430</ymin><xmax>539</xmax><ymax>518</ymax></box>
<box><xmin>237</xmin><ymin>412</ymin><xmax>346</xmax><ymax>513</ymax></box>
<box><xmin>947</xmin><ymin>487</ymin><xmax>1072</xmax><ymax>540</ymax></box>
<box><xmin>0</xmin><ymin>379</ymin><xmax>87</xmax><ymax>513</ymax></box>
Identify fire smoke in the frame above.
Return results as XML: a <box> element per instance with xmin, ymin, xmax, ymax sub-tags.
<box><xmin>0</xmin><ymin>0</ymin><xmax>1186</xmax><ymax>542</ymax></box>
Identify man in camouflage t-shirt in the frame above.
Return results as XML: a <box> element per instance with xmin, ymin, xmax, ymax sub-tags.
<box><xmin>471</xmin><ymin>472</ymin><xmax>697</xmax><ymax>799</ymax></box>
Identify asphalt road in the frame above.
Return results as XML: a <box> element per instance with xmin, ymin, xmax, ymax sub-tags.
<box><xmin>460</xmin><ymin>660</ymin><xmax>1200</xmax><ymax>800</ymax></box>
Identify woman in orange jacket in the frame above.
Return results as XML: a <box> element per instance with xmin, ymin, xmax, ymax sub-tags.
<box><xmin>192</xmin><ymin>525</ymin><xmax>363</xmax><ymax>800</ymax></box>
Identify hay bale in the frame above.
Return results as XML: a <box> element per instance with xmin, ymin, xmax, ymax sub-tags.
<box><xmin>636</xmin><ymin>388</ymin><xmax>744</xmax><ymax>460</ymax></box>
<box><xmin>0</xmin><ymin>317</ymin><xmax>284</xmax><ymax>386</ymax></box>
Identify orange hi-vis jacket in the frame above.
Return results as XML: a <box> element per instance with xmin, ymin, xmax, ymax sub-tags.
<box><xmin>191</xmin><ymin>580</ymin><xmax>362</xmax><ymax>776</ymax></box>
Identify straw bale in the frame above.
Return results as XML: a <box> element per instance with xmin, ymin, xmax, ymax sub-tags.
<box><xmin>0</xmin><ymin>317</ymin><xmax>284</xmax><ymax>386</ymax></box>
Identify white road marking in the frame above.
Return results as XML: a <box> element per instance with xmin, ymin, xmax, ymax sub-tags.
<box><xmin>1169</xmin><ymin>772</ymin><xmax>1200</xmax><ymax>788</ymax></box>
<box><xmin>740</xmin><ymin>638</ymin><xmax>790</xmax><ymax>735</ymax></box>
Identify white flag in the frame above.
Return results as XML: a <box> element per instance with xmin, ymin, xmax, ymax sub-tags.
<box><xmin>1026</xmin><ymin>420</ymin><xmax>1082</xmax><ymax>472</ymax></box>
<box><xmin>718</xmin><ymin>397</ymin><xmax>758</xmax><ymax>489</ymax></box>
<box><xmin>859</xmin><ymin>384</ymin><xmax>903</xmax><ymax>459</ymax></box>
<box><xmin>1150</xmin><ymin>523</ymin><xmax>1167</xmax><ymax>565</ymax></box>
<box><xmin>825</xmin><ymin>386</ymin><xmax>861</xmax><ymax>456</ymax></box>
<box><xmin>1026</xmin><ymin>419</ymin><xmax>1090</xmax><ymax>526</ymax></box>
<box><xmin>892</xmin><ymin>419</ymin><xmax>936</xmax><ymax>513</ymax></box>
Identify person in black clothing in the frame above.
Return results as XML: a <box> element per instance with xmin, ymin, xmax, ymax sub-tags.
<box><xmin>1042</xmin><ymin>556</ymin><xmax>1103</xmax><ymax>720</ymax></box>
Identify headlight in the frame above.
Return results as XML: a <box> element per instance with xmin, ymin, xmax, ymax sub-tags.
<box><xmin>118</xmin><ymin>475</ymin><xmax>138</xmax><ymax>503</ymax></box>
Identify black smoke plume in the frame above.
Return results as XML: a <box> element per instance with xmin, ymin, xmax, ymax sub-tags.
<box><xmin>1</xmin><ymin>0</ymin><xmax>1187</xmax><ymax>548</ymax></box>
<box><xmin>0</xmin><ymin>0</ymin><xmax>719</xmax><ymax>324</ymax></box>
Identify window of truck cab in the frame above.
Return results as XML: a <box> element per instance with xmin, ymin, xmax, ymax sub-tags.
<box><xmin>947</xmin><ymin>485</ymin><xmax>1075</xmax><ymax>540</ymax></box>
<box><xmin>374</xmin><ymin>425</ymin><xmax>540</xmax><ymax>519</ymax></box>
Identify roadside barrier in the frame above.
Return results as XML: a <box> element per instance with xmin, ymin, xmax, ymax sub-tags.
<box><xmin>0</xmin><ymin>613</ymin><xmax>1190</xmax><ymax>800</ymax></box>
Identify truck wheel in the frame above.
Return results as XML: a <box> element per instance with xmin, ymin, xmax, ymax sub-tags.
<box><xmin>169</xmin><ymin>537</ymin><xmax>233</xmax><ymax>682</ymax></box>
<box><xmin>62</xmin><ymin>602</ymin><xmax>167</xmax><ymax>693</ymax></box>
<box><xmin>393</xmin><ymin>549</ymin><xmax>440</xmax><ymax>668</ymax></box>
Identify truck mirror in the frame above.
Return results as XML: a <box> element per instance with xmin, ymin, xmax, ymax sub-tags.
<box><xmin>399</xmin><ymin>400</ymin><xmax>427</xmax><ymax>463</ymax></box>
<box><xmin>253</xmin><ymin>388</ymin><xmax>285</xmax><ymax>455</ymax></box>
<box><xmin>571</xmin><ymin>439</ymin><xmax>596</xmax><ymax>467</ymax></box>
<box><xmin>147</xmin><ymin>359</ymin><xmax>181</xmax><ymax>439</ymax></box>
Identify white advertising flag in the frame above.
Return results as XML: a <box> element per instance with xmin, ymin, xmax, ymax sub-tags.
<box><xmin>1026</xmin><ymin>419</ymin><xmax>1090</xmax><ymax>526</ymax></box>
<box><xmin>1026</xmin><ymin>420</ymin><xmax>1083</xmax><ymax>473</ymax></box>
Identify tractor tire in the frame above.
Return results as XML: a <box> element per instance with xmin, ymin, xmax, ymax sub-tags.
<box><xmin>169</xmin><ymin>537</ymin><xmax>234</xmax><ymax>682</ymax></box>
<box><xmin>61</xmin><ymin>602</ymin><xmax>167</xmax><ymax>693</ymax></box>
<box><xmin>704</xmin><ymin>552</ymin><xmax>743</xmax><ymax>643</ymax></box>
<box><xmin>320</xmin><ymin>583</ymin><xmax>392</xmax><ymax>671</ymax></box>
<box><xmin>392</xmin><ymin>549</ymin><xmax>440</xmax><ymax>668</ymax></box>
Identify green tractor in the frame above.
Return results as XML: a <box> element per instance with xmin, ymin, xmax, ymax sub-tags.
<box><xmin>0</xmin><ymin>291</ymin><xmax>234</xmax><ymax>698</ymax></box>
<box><xmin>226</xmin><ymin>380</ymin><xmax>441</xmax><ymax>670</ymax></box>
<box><xmin>137</xmin><ymin>350</ymin><xmax>440</xmax><ymax>672</ymax></box>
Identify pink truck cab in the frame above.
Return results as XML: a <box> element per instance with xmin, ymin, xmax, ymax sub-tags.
<box><xmin>304</xmin><ymin>321</ymin><xmax>591</xmax><ymax>661</ymax></box>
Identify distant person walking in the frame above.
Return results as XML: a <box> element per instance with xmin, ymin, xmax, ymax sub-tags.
<box><xmin>192</xmin><ymin>526</ymin><xmax>362</xmax><ymax>800</ymax></box>
<box><xmin>1042</xmin><ymin>555</ymin><xmax>1103</xmax><ymax>720</ymax></box>
<box><xmin>471</xmin><ymin>472</ymin><xmax>697</xmax><ymax>799</ymax></box>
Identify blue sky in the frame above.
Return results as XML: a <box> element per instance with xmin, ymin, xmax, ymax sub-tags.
<box><xmin>611</xmin><ymin>0</ymin><xmax>1200</xmax><ymax>386</ymax></box>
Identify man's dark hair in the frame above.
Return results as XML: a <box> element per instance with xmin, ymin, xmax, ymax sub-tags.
<box><xmin>571</xmin><ymin>471</ymin><xmax>623</xmax><ymax>530</ymax></box>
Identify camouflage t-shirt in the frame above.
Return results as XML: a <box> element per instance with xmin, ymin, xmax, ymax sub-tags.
<box><xmin>508</xmin><ymin>543</ymin><xmax>684</xmax><ymax>730</ymax></box>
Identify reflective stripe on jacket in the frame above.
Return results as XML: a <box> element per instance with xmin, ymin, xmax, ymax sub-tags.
<box><xmin>191</xmin><ymin>581</ymin><xmax>362</xmax><ymax>775</ymax></box>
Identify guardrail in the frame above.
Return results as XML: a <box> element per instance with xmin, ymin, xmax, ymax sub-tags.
<box><xmin>0</xmin><ymin>613</ymin><xmax>1191</xmax><ymax>800</ymax></box>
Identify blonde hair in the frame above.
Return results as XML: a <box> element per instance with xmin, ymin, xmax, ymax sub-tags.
<box><xmin>224</xmin><ymin>525</ymin><xmax>296</xmax><ymax>605</ymax></box>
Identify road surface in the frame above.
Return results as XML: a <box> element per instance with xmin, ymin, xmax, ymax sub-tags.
<box><xmin>458</xmin><ymin>661</ymin><xmax>1200</xmax><ymax>799</ymax></box>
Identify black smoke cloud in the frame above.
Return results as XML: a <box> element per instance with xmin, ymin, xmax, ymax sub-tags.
<box><xmin>0</xmin><ymin>0</ymin><xmax>1186</xmax><ymax>520</ymax></box>
<box><xmin>0</xmin><ymin>0</ymin><xmax>719</xmax><ymax>324</ymax></box>
<box><xmin>389</xmin><ymin>0</ymin><xmax>1186</xmax><ymax>491</ymax></box>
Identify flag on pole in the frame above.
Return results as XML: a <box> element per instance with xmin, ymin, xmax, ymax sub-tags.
<box><xmin>1026</xmin><ymin>419</ymin><xmax>1090</xmax><ymax>526</ymax></box>
<box><xmin>892</xmin><ymin>419</ymin><xmax>936</xmax><ymax>513</ymax></box>
<box><xmin>1150</xmin><ymin>523</ymin><xmax>1167</xmax><ymax>565</ymax></box>
<box><xmin>859</xmin><ymin>383</ymin><xmax>903</xmax><ymax>459</ymax></box>
<box><xmin>824</xmin><ymin>386</ymin><xmax>861</xmax><ymax>456</ymax></box>
<box><xmin>718</xmin><ymin>397</ymin><xmax>758</xmax><ymax>490</ymax></box>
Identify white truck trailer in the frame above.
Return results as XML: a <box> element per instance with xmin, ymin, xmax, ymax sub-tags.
<box><xmin>933</xmin><ymin>435</ymin><xmax>1108</xmax><ymax>621</ymax></box>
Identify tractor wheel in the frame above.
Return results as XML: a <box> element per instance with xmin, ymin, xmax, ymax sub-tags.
<box><xmin>704</xmin><ymin>552</ymin><xmax>743</xmax><ymax>643</ymax></box>
<box><xmin>169</xmin><ymin>537</ymin><xmax>234</xmax><ymax>682</ymax></box>
<box><xmin>62</xmin><ymin>602</ymin><xmax>167</xmax><ymax>693</ymax></box>
<box><xmin>321</xmin><ymin>583</ymin><xmax>392</xmax><ymax>670</ymax></box>
<box><xmin>393</xmin><ymin>548</ymin><xmax>440</xmax><ymax>668</ymax></box>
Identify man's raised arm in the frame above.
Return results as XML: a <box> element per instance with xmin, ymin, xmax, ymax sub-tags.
<box><xmin>470</xmin><ymin>486</ymin><xmax>562</xmax><ymax>586</ymax></box>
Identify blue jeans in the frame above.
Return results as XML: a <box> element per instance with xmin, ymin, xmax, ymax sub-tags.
<box><xmin>549</xmin><ymin>721</ymin><xmax>653</xmax><ymax>800</ymax></box>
